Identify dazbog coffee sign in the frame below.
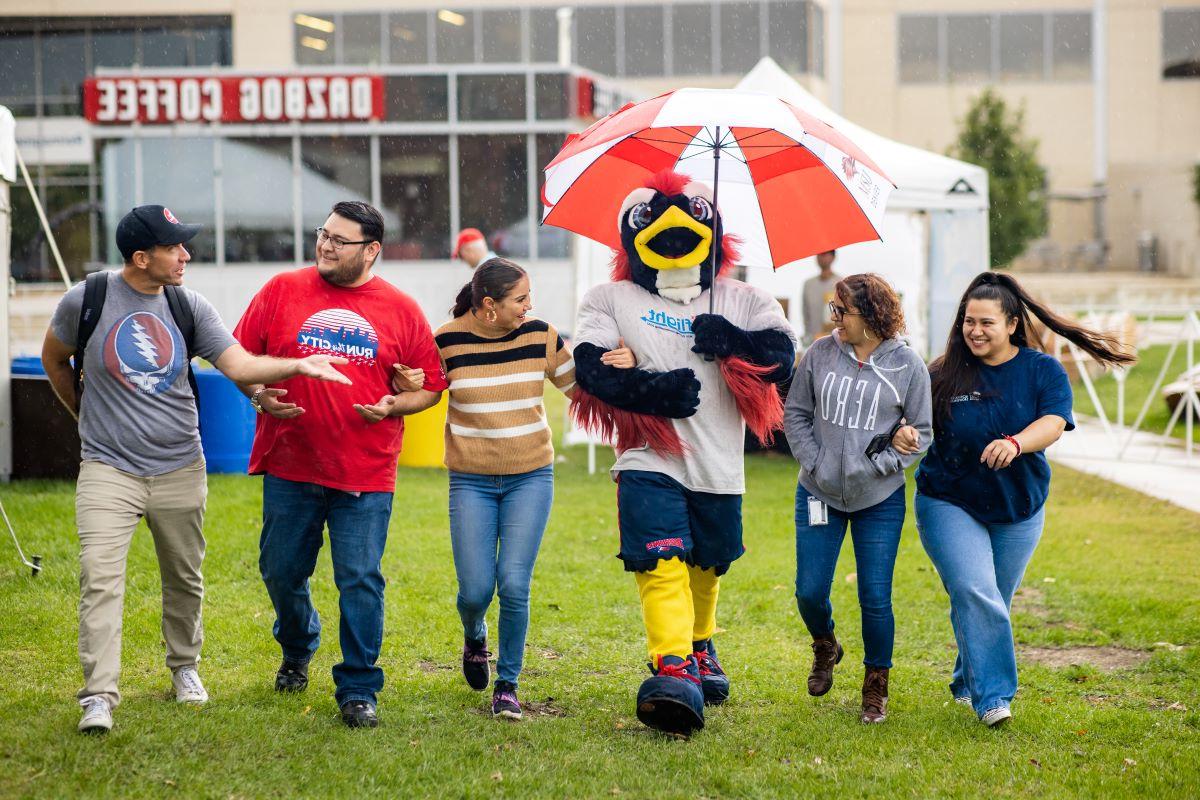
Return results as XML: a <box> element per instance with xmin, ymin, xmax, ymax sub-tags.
<box><xmin>83</xmin><ymin>74</ymin><xmax>384</xmax><ymax>124</ymax></box>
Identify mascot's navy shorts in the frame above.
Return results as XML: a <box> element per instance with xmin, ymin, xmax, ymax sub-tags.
<box><xmin>615</xmin><ymin>470</ymin><xmax>744</xmax><ymax>575</ymax></box>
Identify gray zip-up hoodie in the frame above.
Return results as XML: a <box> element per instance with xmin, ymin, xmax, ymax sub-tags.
<box><xmin>784</xmin><ymin>331</ymin><xmax>933</xmax><ymax>513</ymax></box>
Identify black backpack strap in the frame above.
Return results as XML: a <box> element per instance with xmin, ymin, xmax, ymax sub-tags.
<box><xmin>73</xmin><ymin>272</ymin><xmax>109</xmax><ymax>398</ymax></box>
<box><xmin>164</xmin><ymin>285</ymin><xmax>201</xmax><ymax>414</ymax></box>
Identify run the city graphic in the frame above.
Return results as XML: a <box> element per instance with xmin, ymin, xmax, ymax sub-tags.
<box><xmin>296</xmin><ymin>308</ymin><xmax>379</xmax><ymax>365</ymax></box>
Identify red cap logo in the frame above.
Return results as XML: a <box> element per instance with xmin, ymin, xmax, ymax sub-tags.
<box><xmin>163</xmin><ymin>207</ymin><xmax>180</xmax><ymax>224</ymax></box>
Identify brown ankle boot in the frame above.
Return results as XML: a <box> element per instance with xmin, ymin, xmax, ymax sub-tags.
<box><xmin>807</xmin><ymin>633</ymin><xmax>844</xmax><ymax>696</ymax></box>
<box><xmin>861</xmin><ymin>666</ymin><xmax>889</xmax><ymax>723</ymax></box>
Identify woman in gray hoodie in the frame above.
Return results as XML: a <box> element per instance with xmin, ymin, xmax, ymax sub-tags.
<box><xmin>783</xmin><ymin>273</ymin><xmax>932</xmax><ymax>724</ymax></box>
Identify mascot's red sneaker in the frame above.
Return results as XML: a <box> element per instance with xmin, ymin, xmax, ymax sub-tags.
<box><xmin>636</xmin><ymin>655</ymin><xmax>705</xmax><ymax>735</ymax></box>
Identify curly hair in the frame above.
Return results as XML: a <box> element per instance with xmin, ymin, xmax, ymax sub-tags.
<box><xmin>836</xmin><ymin>273</ymin><xmax>905</xmax><ymax>340</ymax></box>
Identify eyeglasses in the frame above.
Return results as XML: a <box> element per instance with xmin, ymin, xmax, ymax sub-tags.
<box><xmin>314</xmin><ymin>228</ymin><xmax>373</xmax><ymax>251</ymax></box>
<box><xmin>828</xmin><ymin>301</ymin><xmax>861</xmax><ymax>320</ymax></box>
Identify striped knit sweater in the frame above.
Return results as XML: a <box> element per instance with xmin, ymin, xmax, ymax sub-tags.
<box><xmin>434</xmin><ymin>314</ymin><xmax>575</xmax><ymax>475</ymax></box>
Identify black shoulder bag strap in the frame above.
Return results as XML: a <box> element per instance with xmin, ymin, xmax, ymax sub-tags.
<box><xmin>73</xmin><ymin>272</ymin><xmax>109</xmax><ymax>400</ymax></box>
<box><xmin>164</xmin><ymin>285</ymin><xmax>201</xmax><ymax>415</ymax></box>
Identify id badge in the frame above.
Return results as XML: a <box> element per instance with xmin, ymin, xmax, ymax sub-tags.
<box><xmin>807</xmin><ymin>496</ymin><xmax>828</xmax><ymax>526</ymax></box>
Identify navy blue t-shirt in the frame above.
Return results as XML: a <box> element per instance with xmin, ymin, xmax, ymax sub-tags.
<box><xmin>916</xmin><ymin>348</ymin><xmax>1075</xmax><ymax>524</ymax></box>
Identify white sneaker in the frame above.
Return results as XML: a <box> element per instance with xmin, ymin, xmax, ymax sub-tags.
<box><xmin>172</xmin><ymin>666</ymin><xmax>209</xmax><ymax>704</ymax></box>
<box><xmin>981</xmin><ymin>706</ymin><xmax>1012</xmax><ymax>727</ymax></box>
<box><xmin>78</xmin><ymin>697</ymin><xmax>113</xmax><ymax>733</ymax></box>
<box><xmin>954</xmin><ymin>695</ymin><xmax>972</xmax><ymax>707</ymax></box>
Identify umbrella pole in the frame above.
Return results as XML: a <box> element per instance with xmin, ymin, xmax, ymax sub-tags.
<box><xmin>708</xmin><ymin>126</ymin><xmax>722</xmax><ymax>318</ymax></box>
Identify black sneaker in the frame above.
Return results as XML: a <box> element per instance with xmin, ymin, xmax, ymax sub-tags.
<box><xmin>693</xmin><ymin>638</ymin><xmax>730</xmax><ymax>706</ymax></box>
<box><xmin>339</xmin><ymin>700</ymin><xmax>379</xmax><ymax>728</ymax></box>
<box><xmin>462</xmin><ymin>637</ymin><xmax>491</xmax><ymax>691</ymax></box>
<box><xmin>275</xmin><ymin>658</ymin><xmax>309</xmax><ymax>693</ymax></box>
<box><xmin>491</xmin><ymin>680</ymin><xmax>522</xmax><ymax>720</ymax></box>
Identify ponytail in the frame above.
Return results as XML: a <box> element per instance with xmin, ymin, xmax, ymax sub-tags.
<box><xmin>930</xmin><ymin>271</ymin><xmax>1136</xmax><ymax>423</ymax></box>
<box><xmin>451</xmin><ymin>283</ymin><xmax>473</xmax><ymax>318</ymax></box>
<box><xmin>447</xmin><ymin>257</ymin><xmax>528</xmax><ymax>318</ymax></box>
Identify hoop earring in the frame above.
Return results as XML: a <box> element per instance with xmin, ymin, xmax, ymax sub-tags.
<box><xmin>486</xmin><ymin>309</ymin><xmax>497</xmax><ymax>324</ymax></box>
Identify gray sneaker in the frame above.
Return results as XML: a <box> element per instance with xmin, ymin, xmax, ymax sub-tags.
<box><xmin>172</xmin><ymin>666</ymin><xmax>209</xmax><ymax>704</ymax></box>
<box><xmin>981</xmin><ymin>706</ymin><xmax>1012</xmax><ymax>727</ymax></box>
<box><xmin>78</xmin><ymin>696</ymin><xmax>113</xmax><ymax>733</ymax></box>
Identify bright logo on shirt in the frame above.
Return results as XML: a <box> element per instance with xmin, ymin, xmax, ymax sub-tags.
<box><xmin>640</xmin><ymin>308</ymin><xmax>693</xmax><ymax>337</ymax></box>
<box><xmin>645</xmin><ymin>537</ymin><xmax>685</xmax><ymax>554</ymax></box>
<box><xmin>102</xmin><ymin>312</ymin><xmax>184</xmax><ymax>395</ymax></box>
<box><xmin>296</xmin><ymin>308</ymin><xmax>379</xmax><ymax>365</ymax></box>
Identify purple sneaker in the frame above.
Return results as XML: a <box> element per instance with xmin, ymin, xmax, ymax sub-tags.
<box><xmin>492</xmin><ymin>681</ymin><xmax>522</xmax><ymax>720</ymax></box>
<box><xmin>463</xmin><ymin>637</ymin><xmax>491</xmax><ymax>691</ymax></box>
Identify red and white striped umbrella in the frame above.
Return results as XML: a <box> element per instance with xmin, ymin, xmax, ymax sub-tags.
<box><xmin>541</xmin><ymin>88</ymin><xmax>894</xmax><ymax>270</ymax></box>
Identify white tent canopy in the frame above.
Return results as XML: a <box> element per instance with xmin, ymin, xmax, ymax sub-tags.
<box><xmin>734</xmin><ymin>58</ymin><xmax>990</xmax><ymax>356</ymax></box>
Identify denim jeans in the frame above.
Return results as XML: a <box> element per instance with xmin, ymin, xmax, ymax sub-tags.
<box><xmin>448</xmin><ymin>466</ymin><xmax>554</xmax><ymax>688</ymax></box>
<box><xmin>794</xmin><ymin>485</ymin><xmax>905</xmax><ymax>668</ymax></box>
<box><xmin>259</xmin><ymin>474</ymin><xmax>393</xmax><ymax>706</ymax></box>
<box><xmin>915</xmin><ymin>492</ymin><xmax>1044</xmax><ymax>717</ymax></box>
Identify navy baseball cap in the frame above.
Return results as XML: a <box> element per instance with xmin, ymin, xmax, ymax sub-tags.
<box><xmin>115</xmin><ymin>205</ymin><xmax>201</xmax><ymax>260</ymax></box>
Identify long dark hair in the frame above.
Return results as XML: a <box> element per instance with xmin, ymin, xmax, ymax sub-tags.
<box><xmin>930</xmin><ymin>271</ymin><xmax>1135</xmax><ymax>422</ymax></box>
<box><xmin>450</xmin><ymin>257</ymin><xmax>528</xmax><ymax>317</ymax></box>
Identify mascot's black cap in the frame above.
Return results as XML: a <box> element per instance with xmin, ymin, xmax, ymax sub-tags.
<box><xmin>116</xmin><ymin>205</ymin><xmax>201</xmax><ymax>260</ymax></box>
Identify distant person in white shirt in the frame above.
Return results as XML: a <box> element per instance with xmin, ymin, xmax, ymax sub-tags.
<box><xmin>802</xmin><ymin>250</ymin><xmax>840</xmax><ymax>345</ymax></box>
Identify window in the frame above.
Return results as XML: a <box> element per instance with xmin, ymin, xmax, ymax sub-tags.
<box><xmin>294</xmin><ymin>13</ymin><xmax>335</xmax><ymax>65</ymax></box>
<box><xmin>530</xmin><ymin>7</ymin><xmax>560</xmax><ymax>62</ymax></box>
<box><xmin>192</xmin><ymin>23</ymin><xmax>231</xmax><ymax>66</ymax></box>
<box><xmin>457</xmin><ymin>74</ymin><xmax>527</xmax><ymax>121</ymax></box>
<box><xmin>141</xmin><ymin>138</ymin><xmax>218</xmax><ymax>262</ymax></box>
<box><xmin>93</xmin><ymin>24</ymin><xmax>140</xmax><ymax>69</ymax></box>
<box><xmin>576</xmin><ymin>7</ymin><xmax>617</xmax><ymax>76</ymax></box>
<box><xmin>459</xmin><ymin>135</ymin><xmax>529</xmax><ymax>258</ymax></box>
<box><xmin>898</xmin><ymin>16</ymin><xmax>939</xmax><ymax>83</ymax></box>
<box><xmin>380</xmin><ymin>136</ymin><xmax>451</xmax><ymax>259</ymax></box>
<box><xmin>141</xmin><ymin>25</ymin><xmax>191</xmax><ymax>67</ymax></box>
<box><xmin>40</xmin><ymin>31</ymin><xmax>86</xmax><ymax>115</ymax></box>
<box><xmin>100</xmin><ymin>140</ymin><xmax>136</xmax><ymax>264</ymax></box>
<box><xmin>300</xmin><ymin>137</ymin><xmax>371</xmax><ymax>262</ymax></box>
<box><xmin>482</xmin><ymin>9</ymin><xmax>523</xmax><ymax>63</ymax></box>
<box><xmin>534</xmin><ymin>73</ymin><xmax>570</xmax><ymax>120</ymax></box>
<box><xmin>811</xmin><ymin>2</ymin><xmax>825</xmax><ymax>77</ymax></box>
<box><xmin>435</xmin><ymin>8</ymin><xmax>475</xmax><ymax>63</ymax></box>
<box><xmin>767</xmin><ymin>1</ymin><xmax>808</xmax><ymax>76</ymax></box>
<box><xmin>624</xmin><ymin>6</ymin><xmax>665</xmax><ymax>77</ymax></box>
<box><xmin>385</xmin><ymin>75</ymin><xmax>448</xmax><ymax>121</ymax></box>
<box><xmin>1051</xmin><ymin>13</ymin><xmax>1091</xmax><ymax>80</ymax></box>
<box><xmin>672</xmin><ymin>4</ymin><xmax>714</xmax><ymax>76</ymax></box>
<box><xmin>389</xmin><ymin>12</ymin><xmax>429</xmax><ymax>64</ymax></box>
<box><xmin>999</xmin><ymin>14</ymin><xmax>1043</xmax><ymax>81</ymax></box>
<box><xmin>223</xmin><ymin>138</ymin><xmax>296</xmax><ymax>263</ymax></box>
<box><xmin>1162</xmin><ymin>8</ymin><xmax>1200</xmax><ymax>78</ymax></box>
<box><xmin>13</xmin><ymin>164</ymin><xmax>96</xmax><ymax>281</ymax></box>
<box><xmin>537</xmin><ymin>133</ymin><xmax>572</xmax><ymax>258</ymax></box>
<box><xmin>946</xmin><ymin>15</ymin><xmax>991</xmax><ymax>83</ymax></box>
<box><xmin>720</xmin><ymin>1</ymin><xmax>762</xmax><ymax>74</ymax></box>
<box><xmin>342</xmin><ymin>13</ymin><xmax>382</xmax><ymax>65</ymax></box>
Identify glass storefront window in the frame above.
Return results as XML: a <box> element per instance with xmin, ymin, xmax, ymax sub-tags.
<box><xmin>389</xmin><ymin>12</ymin><xmax>429</xmax><ymax>64</ymax></box>
<box><xmin>946</xmin><ymin>15</ymin><xmax>991</xmax><ymax>83</ymax></box>
<box><xmin>672</xmin><ymin>4</ymin><xmax>714</xmax><ymax>76</ymax></box>
<box><xmin>1163</xmin><ymin>9</ymin><xmax>1200</xmax><ymax>78</ymax></box>
<box><xmin>482</xmin><ymin>9</ymin><xmax>523</xmax><ymax>63</ymax></box>
<box><xmin>140</xmin><ymin>137</ymin><xmax>218</xmax><ymax>262</ymax></box>
<box><xmin>1051</xmin><ymin>13</ymin><xmax>1092</xmax><ymax>81</ymax></box>
<box><xmin>223</xmin><ymin>137</ymin><xmax>296</xmax><ymax>263</ymax></box>
<box><xmin>999</xmin><ymin>14</ymin><xmax>1044</xmax><ymax>82</ymax></box>
<box><xmin>719</xmin><ymin>2</ymin><xmax>761</xmax><ymax>74</ymax></box>
<box><xmin>576</xmin><ymin>7</ymin><xmax>616</xmax><ymax>76</ymax></box>
<box><xmin>193</xmin><ymin>24</ymin><xmax>232</xmax><ymax>66</ymax></box>
<box><xmin>41</xmin><ymin>31</ymin><xmax>86</xmax><ymax>115</ymax></box>
<box><xmin>386</xmin><ymin>75</ymin><xmax>449</xmax><ymax>121</ymax></box>
<box><xmin>624</xmin><ymin>6</ymin><xmax>665</xmax><ymax>77</ymax></box>
<box><xmin>898</xmin><ymin>16</ymin><xmax>939</xmax><ymax>83</ymax></box>
<box><xmin>11</xmin><ymin>165</ymin><xmax>95</xmax><ymax>282</ymax></box>
<box><xmin>811</xmin><ymin>2</ymin><xmax>825</xmax><ymax>77</ymax></box>
<box><xmin>379</xmin><ymin>136</ymin><xmax>450</xmax><ymax>259</ymax></box>
<box><xmin>459</xmin><ymin>135</ymin><xmax>529</xmax><ymax>258</ymax></box>
<box><xmin>435</xmin><ymin>8</ymin><xmax>475</xmax><ymax>64</ymax></box>
<box><xmin>300</xmin><ymin>137</ymin><xmax>371</xmax><ymax>262</ymax></box>
<box><xmin>457</xmin><ymin>73</ymin><xmax>526</xmax><ymax>121</ymax></box>
<box><xmin>767</xmin><ymin>1</ymin><xmax>808</xmax><ymax>76</ymax></box>
<box><xmin>536</xmin><ymin>133</ymin><xmax>571</xmax><ymax>259</ymax></box>
<box><xmin>92</xmin><ymin>24</ymin><xmax>139</xmax><ymax>68</ymax></box>
<box><xmin>141</xmin><ymin>26</ymin><xmax>192</xmax><ymax>67</ymax></box>
<box><xmin>0</xmin><ymin>32</ymin><xmax>37</xmax><ymax>103</ymax></box>
<box><xmin>343</xmin><ymin>13</ymin><xmax>382</xmax><ymax>65</ymax></box>
<box><xmin>294</xmin><ymin>14</ymin><xmax>335</xmax><ymax>66</ymax></box>
<box><xmin>534</xmin><ymin>73</ymin><xmax>569</xmax><ymax>120</ymax></box>
<box><xmin>530</xmin><ymin>7</ymin><xmax>559</xmax><ymax>63</ymax></box>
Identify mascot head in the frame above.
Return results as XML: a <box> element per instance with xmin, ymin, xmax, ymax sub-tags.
<box><xmin>612</xmin><ymin>171</ymin><xmax>739</xmax><ymax>303</ymax></box>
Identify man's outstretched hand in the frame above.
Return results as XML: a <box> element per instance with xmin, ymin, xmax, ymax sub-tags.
<box><xmin>296</xmin><ymin>354</ymin><xmax>352</xmax><ymax>385</ymax></box>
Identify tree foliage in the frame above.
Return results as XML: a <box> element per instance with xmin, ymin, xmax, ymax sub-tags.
<box><xmin>950</xmin><ymin>89</ymin><xmax>1048</xmax><ymax>268</ymax></box>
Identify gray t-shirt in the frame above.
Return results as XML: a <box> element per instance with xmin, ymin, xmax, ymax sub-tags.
<box><xmin>50</xmin><ymin>271</ymin><xmax>237</xmax><ymax>477</ymax></box>
<box><xmin>802</xmin><ymin>273</ymin><xmax>840</xmax><ymax>341</ymax></box>
<box><xmin>575</xmin><ymin>278</ymin><xmax>797</xmax><ymax>494</ymax></box>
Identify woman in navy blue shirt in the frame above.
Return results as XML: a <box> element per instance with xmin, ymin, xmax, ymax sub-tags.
<box><xmin>894</xmin><ymin>272</ymin><xmax>1133</xmax><ymax>727</ymax></box>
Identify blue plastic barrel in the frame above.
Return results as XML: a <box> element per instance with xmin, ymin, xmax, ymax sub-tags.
<box><xmin>12</xmin><ymin>356</ymin><xmax>44</xmax><ymax>375</ymax></box>
<box><xmin>194</xmin><ymin>368</ymin><xmax>255</xmax><ymax>474</ymax></box>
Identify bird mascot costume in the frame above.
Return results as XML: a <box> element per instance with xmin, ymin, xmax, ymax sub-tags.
<box><xmin>572</xmin><ymin>170</ymin><xmax>797</xmax><ymax>734</ymax></box>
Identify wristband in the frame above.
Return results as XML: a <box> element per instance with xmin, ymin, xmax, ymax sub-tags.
<box><xmin>250</xmin><ymin>388</ymin><xmax>265</xmax><ymax>414</ymax></box>
<box><xmin>1003</xmin><ymin>434</ymin><xmax>1021</xmax><ymax>457</ymax></box>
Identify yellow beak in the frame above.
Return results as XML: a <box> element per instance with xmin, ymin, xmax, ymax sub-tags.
<box><xmin>632</xmin><ymin>205</ymin><xmax>714</xmax><ymax>271</ymax></box>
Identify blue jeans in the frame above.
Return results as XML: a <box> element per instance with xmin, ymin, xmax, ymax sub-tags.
<box><xmin>794</xmin><ymin>486</ymin><xmax>905</xmax><ymax>668</ymax></box>
<box><xmin>915</xmin><ymin>492</ymin><xmax>1044</xmax><ymax>717</ymax></box>
<box><xmin>259</xmin><ymin>474</ymin><xmax>393</xmax><ymax>706</ymax></box>
<box><xmin>448</xmin><ymin>466</ymin><xmax>554</xmax><ymax>688</ymax></box>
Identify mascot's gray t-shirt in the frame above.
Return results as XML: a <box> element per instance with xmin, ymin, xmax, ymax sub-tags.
<box><xmin>575</xmin><ymin>278</ymin><xmax>796</xmax><ymax>494</ymax></box>
<box><xmin>50</xmin><ymin>271</ymin><xmax>237</xmax><ymax>477</ymax></box>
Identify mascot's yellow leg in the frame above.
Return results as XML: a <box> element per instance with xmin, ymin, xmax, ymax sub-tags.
<box><xmin>635</xmin><ymin>557</ymin><xmax>693</xmax><ymax>661</ymax></box>
<box><xmin>688</xmin><ymin>564</ymin><xmax>720</xmax><ymax>644</ymax></box>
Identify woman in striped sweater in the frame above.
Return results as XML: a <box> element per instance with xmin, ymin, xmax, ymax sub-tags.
<box><xmin>411</xmin><ymin>258</ymin><xmax>633</xmax><ymax>720</ymax></box>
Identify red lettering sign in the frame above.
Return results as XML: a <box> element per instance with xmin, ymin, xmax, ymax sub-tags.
<box><xmin>83</xmin><ymin>75</ymin><xmax>385</xmax><ymax>124</ymax></box>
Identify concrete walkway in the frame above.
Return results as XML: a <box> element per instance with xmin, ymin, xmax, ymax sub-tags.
<box><xmin>1048</xmin><ymin>415</ymin><xmax>1200</xmax><ymax>514</ymax></box>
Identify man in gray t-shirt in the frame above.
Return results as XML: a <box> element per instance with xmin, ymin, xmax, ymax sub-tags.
<box><xmin>802</xmin><ymin>249</ymin><xmax>840</xmax><ymax>345</ymax></box>
<box><xmin>42</xmin><ymin>205</ymin><xmax>349</xmax><ymax>735</ymax></box>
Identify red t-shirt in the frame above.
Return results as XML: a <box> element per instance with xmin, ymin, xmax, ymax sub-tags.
<box><xmin>233</xmin><ymin>267</ymin><xmax>448</xmax><ymax>493</ymax></box>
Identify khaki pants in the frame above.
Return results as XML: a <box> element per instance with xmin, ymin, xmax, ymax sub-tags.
<box><xmin>76</xmin><ymin>458</ymin><xmax>207</xmax><ymax>707</ymax></box>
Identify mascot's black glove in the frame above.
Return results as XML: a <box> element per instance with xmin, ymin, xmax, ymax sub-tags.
<box><xmin>691</xmin><ymin>314</ymin><xmax>796</xmax><ymax>384</ymax></box>
<box><xmin>575</xmin><ymin>343</ymin><xmax>701</xmax><ymax>418</ymax></box>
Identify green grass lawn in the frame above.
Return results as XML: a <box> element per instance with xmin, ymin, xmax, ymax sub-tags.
<box><xmin>1073</xmin><ymin>344</ymin><xmax>1200</xmax><ymax>443</ymax></box>
<box><xmin>1</xmin><ymin>399</ymin><xmax>1198</xmax><ymax>798</ymax></box>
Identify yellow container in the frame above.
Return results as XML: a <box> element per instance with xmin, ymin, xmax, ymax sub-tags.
<box><xmin>396</xmin><ymin>393</ymin><xmax>448</xmax><ymax>469</ymax></box>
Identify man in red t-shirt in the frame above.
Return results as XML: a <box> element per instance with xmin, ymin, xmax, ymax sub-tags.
<box><xmin>233</xmin><ymin>201</ymin><xmax>447</xmax><ymax>729</ymax></box>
